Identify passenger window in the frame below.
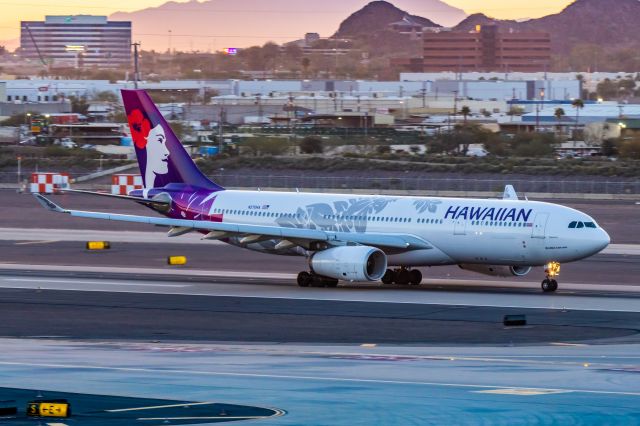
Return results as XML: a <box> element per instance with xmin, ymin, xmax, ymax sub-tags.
<box><xmin>569</xmin><ymin>221</ymin><xmax>577</xmax><ymax>228</ymax></box>
<box><xmin>577</xmin><ymin>222</ymin><xmax>584</xmax><ymax>229</ymax></box>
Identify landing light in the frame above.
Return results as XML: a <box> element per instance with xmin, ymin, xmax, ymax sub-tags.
<box><xmin>545</xmin><ymin>261</ymin><xmax>561</xmax><ymax>278</ymax></box>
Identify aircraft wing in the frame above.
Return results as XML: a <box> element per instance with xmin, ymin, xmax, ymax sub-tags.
<box><xmin>34</xmin><ymin>194</ymin><xmax>432</xmax><ymax>251</ymax></box>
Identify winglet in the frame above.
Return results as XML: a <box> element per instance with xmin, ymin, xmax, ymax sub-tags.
<box><xmin>33</xmin><ymin>193</ymin><xmax>67</xmax><ymax>213</ymax></box>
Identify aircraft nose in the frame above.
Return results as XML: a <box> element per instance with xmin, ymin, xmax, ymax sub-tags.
<box><xmin>593</xmin><ymin>228</ymin><xmax>610</xmax><ymax>254</ymax></box>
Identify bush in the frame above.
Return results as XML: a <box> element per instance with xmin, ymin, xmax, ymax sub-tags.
<box><xmin>243</xmin><ymin>137</ymin><xmax>289</xmax><ymax>156</ymax></box>
<box><xmin>618</xmin><ymin>138</ymin><xmax>640</xmax><ymax>159</ymax></box>
<box><xmin>299</xmin><ymin>136</ymin><xmax>324</xmax><ymax>154</ymax></box>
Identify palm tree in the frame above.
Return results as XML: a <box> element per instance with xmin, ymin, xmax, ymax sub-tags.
<box><xmin>460</xmin><ymin>105</ymin><xmax>471</xmax><ymax>124</ymax></box>
<box><xmin>572</xmin><ymin>99</ymin><xmax>584</xmax><ymax>141</ymax></box>
<box><xmin>554</xmin><ymin>107</ymin><xmax>566</xmax><ymax>138</ymax></box>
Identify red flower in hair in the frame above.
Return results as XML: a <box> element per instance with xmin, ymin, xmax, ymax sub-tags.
<box><xmin>127</xmin><ymin>109</ymin><xmax>151</xmax><ymax>149</ymax></box>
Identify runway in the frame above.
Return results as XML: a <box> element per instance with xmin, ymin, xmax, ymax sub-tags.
<box><xmin>1</xmin><ymin>190</ymin><xmax>639</xmax><ymax>424</ymax></box>
<box><xmin>0</xmin><ymin>339</ymin><xmax>638</xmax><ymax>424</ymax></box>
<box><xmin>0</xmin><ymin>269</ymin><xmax>638</xmax><ymax>344</ymax></box>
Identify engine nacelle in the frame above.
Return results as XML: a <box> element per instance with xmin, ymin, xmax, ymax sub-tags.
<box><xmin>310</xmin><ymin>246</ymin><xmax>387</xmax><ymax>282</ymax></box>
<box><xmin>459</xmin><ymin>264</ymin><xmax>532</xmax><ymax>278</ymax></box>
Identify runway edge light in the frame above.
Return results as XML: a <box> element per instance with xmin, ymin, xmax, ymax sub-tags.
<box><xmin>168</xmin><ymin>255</ymin><xmax>187</xmax><ymax>265</ymax></box>
<box><xmin>0</xmin><ymin>400</ymin><xmax>17</xmax><ymax>416</ymax></box>
<box><xmin>503</xmin><ymin>315</ymin><xmax>527</xmax><ymax>327</ymax></box>
<box><xmin>86</xmin><ymin>241</ymin><xmax>110</xmax><ymax>250</ymax></box>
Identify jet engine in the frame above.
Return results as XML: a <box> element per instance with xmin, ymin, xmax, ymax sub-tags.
<box><xmin>459</xmin><ymin>264</ymin><xmax>532</xmax><ymax>277</ymax></box>
<box><xmin>310</xmin><ymin>246</ymin><xmax>387</xmax><ymax>282</ymax></box>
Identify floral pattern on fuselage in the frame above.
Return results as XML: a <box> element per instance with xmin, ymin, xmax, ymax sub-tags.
<box><xmin>276</xmin><ymin>197</ymin><xmax>397</xmax><ymax>233</ymax></box>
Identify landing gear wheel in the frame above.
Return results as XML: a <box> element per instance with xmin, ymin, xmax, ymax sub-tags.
<box><xmin>395</xmin><ymin>269</ymin><xmax>410</xmax><ymax>285</ymax></box>
<box><xmin>381</xmin><ymin>269</ymin><xmax>395</xmax><ymax>285</ymax></box>
<box><xmin>409</xmin><ymin>269</ymin><xmax>422</xmax><ymax>286</ymax></box>
<box><xmin>297</xmin><ymin>271</ymin><xmax>311</xmax><ymax>287</ymax></box>
<box><xmin>324</xmin><ymin>278</ymin><xmax>339</xmax><ymax>288</ymax></box>
<box><xmin>541</xmin><ymin>279</ymin><xmax>556</xmax><ymax>293</ymax></box>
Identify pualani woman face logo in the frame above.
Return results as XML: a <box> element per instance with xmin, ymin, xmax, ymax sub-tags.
<box><xmin>144</xmin><ymin>124</ymin><xmax>170</xmax><ymax>188</ymax></box>
<box><xmin>128</xmin><ymin>109</ymin><xmax>170</xmax><ymax>189</ymax></box>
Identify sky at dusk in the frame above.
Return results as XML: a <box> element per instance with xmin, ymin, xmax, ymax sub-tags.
<box><xmin>0</xmin><ymin>0</ymin><xmax>575</xmax><ymax>49</ymax></box>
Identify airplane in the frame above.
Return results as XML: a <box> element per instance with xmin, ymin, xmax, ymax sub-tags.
<box><xmin>34</xmin><ymin>89</ymin><xmax>610</xmax><ymax>293</ymax></box>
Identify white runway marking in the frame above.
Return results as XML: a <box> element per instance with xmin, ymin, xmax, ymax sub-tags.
<box><xmin>14</xmin><ymin>240</ymin><xmax>58</xmax><ymax>246</ymax></box>
<box><xmin>474</xmin><ymin>388</ymin><xmax>571</xmax><ymax>396</ymax></box>
<box><xmin>107</xmin><ymin>402</ymin><xmax>215</xmax><ymax>412</ymax></box>
<box><xmin>5</xmin><ymin>278</ymin><xmax>188</xmax><ymax>288</ymax></box>
<box><xmin>137</xmin><ymin>416</ymin><xmax>270</xmax><ymax>421</ymax></box>
<box><xmin>0</xmin><ymin>360</ymin><xmax>638</xmax><ymax>397</ymax></box>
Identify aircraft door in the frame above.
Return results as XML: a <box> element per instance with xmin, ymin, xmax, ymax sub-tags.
<box><xmin>454</xmin><ymin>218</ymin><xmax>466</xmax><ymax>235</ymax></box>
<box><xmin>531</xmin><ymin>213</ymin><xmax>549</xmax><ymax>239</ymax></box>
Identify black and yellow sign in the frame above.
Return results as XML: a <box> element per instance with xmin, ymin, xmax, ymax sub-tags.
<box><xmin>27</xmin><ymin>400</ymin><xmax>70</xmax><ymax>418</ymax></box>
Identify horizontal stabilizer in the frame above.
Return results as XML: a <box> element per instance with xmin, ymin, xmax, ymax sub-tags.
<box><xmin>61</xmin><ymin>188</ymin><xmax>170</xmax><ymax>207</ymax></box>
<box><xmin>33</xmin><ymin>193</ymin><xmax>65</xmax><ymax>213</ymax></box>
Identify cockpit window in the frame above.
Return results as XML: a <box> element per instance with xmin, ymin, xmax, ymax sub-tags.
<box><xmin>585</xmin><ymin>222</ymin><xmax>597</xmax><ymax>228</ymax></box>
<box><xmin>569</xmin><ymin>221</ymin><xmax>577</xmax><ymax>229</ymax></box>
<box><xmin>577</xmin><ymin>222</ymin><xmax>584</xmax><ymax>228</ymax></box>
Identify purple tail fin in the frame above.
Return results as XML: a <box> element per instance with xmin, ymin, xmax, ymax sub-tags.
<box><xmin>121</xmin><ymin>89</ymin><xmax>222</xmax><ymax>191</ymax></box>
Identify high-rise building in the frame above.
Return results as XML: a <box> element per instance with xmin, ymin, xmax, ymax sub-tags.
<box><xmin>20</xmin><ymin>15</ymin><xmax>131</xmax><ymax>69</ymax></box>
<box><xmin>419</xmin><ymin>25</ymin><xmax>551</xmax><ymax>72</ymax></box>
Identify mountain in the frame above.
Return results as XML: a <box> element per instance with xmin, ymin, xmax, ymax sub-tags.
<box><xmin>454</xmin><ymin>0</ymin><xmax>640</xmax><ymax>54</ymax></box>
<box><xmin>110</xmin><ymin>0</ymin><xmax>466</xmax><ymax>52</ymax></box>
<box><xmin>335</xmin><ymin>1</ymin><xmax>440</xmax><ymax>38</ymax></box>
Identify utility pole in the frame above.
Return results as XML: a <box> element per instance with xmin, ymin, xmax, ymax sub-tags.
<box><xmin>17</xmin><ymin>156</ymin><xmax>21</xmax><ymax>192</ymax></box>
<box><xmin>218</xmin><ymin>102</ymin><xmax>224</xmax><ymax>155</ymax></box>
<box><xmin>132</xmin><ymin>42</ymin><xmax>141</xmax><ymax>89</ymax></box>
<box><xmin>452</xmin><ymin>89</ymin><xmax>459</xmax><ymax>118</ymax></box>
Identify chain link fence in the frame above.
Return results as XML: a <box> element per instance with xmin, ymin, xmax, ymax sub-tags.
<box><xmin>2</xmin><ymin>171</ymin><xmax>638</xmax><ymax>195</ymax></box>
<box><xmin>210</xmin><ymin>174</ymin><xmax>640</xmax><ymax>195</ymax></box>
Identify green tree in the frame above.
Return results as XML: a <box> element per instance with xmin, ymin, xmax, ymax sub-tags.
<box><xmin>596</xmin><ymin>79</ymin><xmax>618</xmax><ymax>100</ymax></box>
<box><xmin>554</xmin><ymin>107</ymin><xmax>566</xmax><ymax>138</ymax></box>
<box><xmin>460</xmin><ymin>106</ymin><xmax>471</xmax><ymax>124</ymax></box>
<box><xmin>167</xmin><ymin>121</ymin><xmax>193</xmax><ymax>141</ymax></box>
<box><xmin>69</xmin><ymin>96</ymin><xmax>89</xmax><ymax>114</ymax></box>
<box><xmin>571</xmin><ymin>99</ymin><xmax>585</xmax><ymax>141</ymax></box>
<box><xmin>509</xmin><ymin>133</ymin><xmax>557</xmax><ymax>157</ymax></box>
<box><xmin>617</xmin><ymin>78</ymin><xmax>636</xmax><ymax>97</ymax></box>
<box><xmin>1</xmin><ymin>112</ymin><xmax>35</xmax><ymax>126</ymax></box>
<box><xmin>94</xmin><ymin>91</ymin><xmax>118</xmax><ymax>102</ymax></box>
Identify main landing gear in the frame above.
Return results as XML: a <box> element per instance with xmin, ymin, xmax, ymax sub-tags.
<box><xmin>297</xmin><ymin>271</ymin><xmax>339</xmax><ymax>288</ymax></box>
<box><xmin>381</xmin><ymin>268</ymin><xmax>422</xmax><ymax>286</ymax></box>
<box><xmin>541</xmin><ymin>261</ymin><xmax>561</xmax><ymax>293</ymax></box>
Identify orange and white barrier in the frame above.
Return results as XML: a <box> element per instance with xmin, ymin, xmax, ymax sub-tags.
<box><xmin>30</xmin><ymin>172</ymin><xmax>70</xmax><ymax>194</ymax></box>
<box><xmin>111</xmin><ymin>174</ymin><xmax>143</xmax><ymax>195</ymax></box>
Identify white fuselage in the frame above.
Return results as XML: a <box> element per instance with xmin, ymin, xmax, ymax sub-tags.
<box><xmin>208</xmin><ymin>190</ymin><xmax>610</xmax><ymax>267</ymax></box>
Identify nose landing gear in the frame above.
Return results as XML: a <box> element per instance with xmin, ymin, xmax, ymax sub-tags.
<box><xmin>381</xmin><ymin>268</ymin><xmax>422</xmax><ymax>286</ymax></box>
<box><xmin>541</xmin><ymin>262</ymin><xmax>560</xmax><ymax>293</ymax></box>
